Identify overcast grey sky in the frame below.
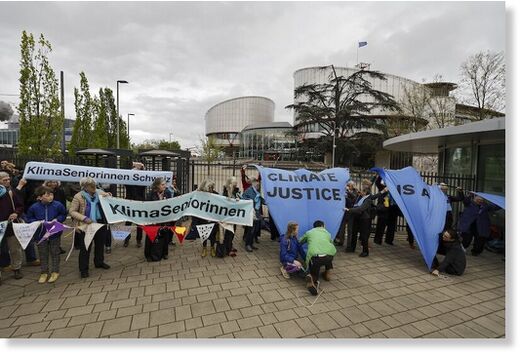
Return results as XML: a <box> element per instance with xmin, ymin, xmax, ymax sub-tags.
<box><xmin>0</xmin><ymin>1</ymin><xmax>506</xmax><ymax>149</ymax></box>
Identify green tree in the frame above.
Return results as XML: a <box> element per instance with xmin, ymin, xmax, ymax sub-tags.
<box><xmin>286</xmin><ymin>65</ymin><xmax>401</xmax><ymax>166</ymax></box>
<box><xmin>17</xmin><ymin>31</ymin><xmax>62</xmax><ymax>157</ymax></box>
<box><xmin>69</xmin><ymin>72</ymin><xmax>95</xmax><ymax>154</ymax></box>
<box><xmin>91</xmin><ymin>93</ymin><xmax>108</xmax><ymax>148</ymax></box>
<box><xmin>98</xmin><ymin>87</ymin><xmax>129</xmax><ymax>149</ymax></box>
<box><xmin>132</xmin><ymin>139</ymin><xmax>181</xmax><ymax>152</ymax></box>
<box><xmin>197</xmin><ymin>136</ymin><xmax>222</xmax><ymax>175</ymax></box>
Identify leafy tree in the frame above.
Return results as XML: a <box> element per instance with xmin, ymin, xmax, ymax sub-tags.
<box><xmin>91</xmin><ymin>94</ymin><xmax>108</xmax><ymax>148</ymax></box>
<box><xmin>197</xmin><ymin>136</ymin><xmax>223</xmax><ymax>175</ymax></box>
<box><xmin>69</xmin><ymin>72</ymin><xmax>95</xmax><ymax>154</ymax></box>
<box><xmin>17</xmin><ymin>31</ymin><xmax>62</xmax><ymax>157</ymax></box>
<box><xmin>458</xmin><ymin>51</ymin><xmax>505</xmax><ymax>120</ymax></box>
<box><xmin>132</xmin><ymin>139</ymin><xmax>181</xmax><ymax>151</ymax></box>
<box><xmin>286</xmin><ymin>65</ymin><xmax>401</xmax><ymax>166</ymax></box>
<box><xmin>97</xmin><ymin>87</ymin><xmax>129</xmax><ymax>149</ymax></box>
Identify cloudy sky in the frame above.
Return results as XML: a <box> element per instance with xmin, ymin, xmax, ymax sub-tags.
<box><xmin>0</xmin><ymin>1</ymin><xmax>506</xmax><ymax>149</ymax></box>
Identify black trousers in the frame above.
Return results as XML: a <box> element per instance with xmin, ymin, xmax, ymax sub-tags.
<box><xmin>245</xmin><ymin>219</ymin><xmax>261</xmax><ymax>247</ymax></box>
<box><xmin>384</xmin><ymin>205</ymin><xmax>400</xmax><ymax>244</ymax></box>
<box><xmin>351</xmin><ymin>217</ymin><xmax>371</xmax><ymax>253</ymax></box>
<box><xmin>74</xmin><ymin>226</ymin><xmax>108</xmax><ymax>273</ymax></box>
<box><xmin>309</xmin><ymin>255</ymin><xmax>334</xmax><ymax>282</ymax></box>
<box><xmin>224</xmin><ymin>229</ymin><xmax>235</xmax><ymax>254</ymax></box>
<box><xmin>461</xmin><ymin>221</ymin><xmax>486</xmax><ymax>253</ymax></box>
<box><xmin>124</xmin><ymin>221</ymin><xmax>143</xmax><ymax>243</ymax></box>
<box><xmin>268</xmin><ymin>212</ymin><xmax>280</xmax><ymax>241</ymax></box>
<box><xmin>374</xmin><ymin>210</ymin><xmax>388</xmax><ymax>244</ymax></box>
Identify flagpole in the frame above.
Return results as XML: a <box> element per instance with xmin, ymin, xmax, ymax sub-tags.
<box><xmin>356</xmin><ymin>41</ymin><xmax>359</xmax><ymax>66</ymax></box>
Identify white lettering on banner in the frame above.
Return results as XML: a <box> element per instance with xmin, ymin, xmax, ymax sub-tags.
<box><xmin>12</xmin><ymin>222</ymin><xmax>41</xmax><ymax>250</ymax></box>
<box><xmin>100</xmin><ymin>191</ymin><xmax>254</xmax><ymax>226</ymax></box>
<box><xmin>22</xmin><ymin>161</ymin><xmax>173</xmax><ymax>186</ymax></box>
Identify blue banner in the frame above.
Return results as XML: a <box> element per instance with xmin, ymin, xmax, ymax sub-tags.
<box><xmin>472</xmin><ymin>192</ymin><xmax>505</xmax><ymax>210</ymax></box>
<box><xmin>371</xmin><ymin>167</ymin><xmax>447</xmax><ymax>270</ymax></box>
<box><xmin>258</xmin><ymin>167</ymin><xmax>349</xmax><ymax>240</ymax></box>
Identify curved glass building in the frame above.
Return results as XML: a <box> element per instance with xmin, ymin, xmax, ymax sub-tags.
<box><xmin>239</xmin><ymin>122</ymin><xmax>296</xmax><ymax>161</ymax></box>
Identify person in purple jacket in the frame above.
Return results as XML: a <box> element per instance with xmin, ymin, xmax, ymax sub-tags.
<box><xmin>24</xmin><ymin>186</ymin><xmax>67</xmax><ymax>283</ymax></box>
<box><xmin>458</xmin><ymin>193</ymin><xmax>501</xmax><ymax>256</ymax></box>
<box><xmin>279</xmin><ymin>221</ymin><xmax>305</xmax><ymax>279</ymax></box>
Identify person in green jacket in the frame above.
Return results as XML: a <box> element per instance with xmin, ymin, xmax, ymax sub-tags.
<box><xmin>299</xmin><ymin>220</ymin><xmax>337</xmax><ymax>295</ymax></box>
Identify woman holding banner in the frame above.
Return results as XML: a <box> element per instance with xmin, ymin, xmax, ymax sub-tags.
<box><xmin>0</xmin><ymin>171</ymin><xmax>25</xmax><ymax>282</ymax></box>
<box><xmin>196</xmin><ymin>179</ymin><xmax>220</xmax><ymax>257</ymax></box>
<box><xmin>145</xmin><ymin>177</ymin><xmax>174</xmax><ymax>261</ymax></box>
<box><xmin>222</xmin><ymin>176</ymin><xmax>240</xmax><ymax>257</ymax></box>
<box><xmin>69</xmin><ymin>177</ymin><xmax>111</xmax><ymax>278</ymax></box>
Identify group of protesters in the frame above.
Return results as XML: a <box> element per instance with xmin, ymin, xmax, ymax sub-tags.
<box><xmin>0</xmin><ymin>160</ymin><xmax>504</xmax><ymax>296</ymax></box>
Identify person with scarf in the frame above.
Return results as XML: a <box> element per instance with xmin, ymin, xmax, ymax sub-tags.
<box><xmin>69</xmin><ymin>177</ymin><xmax>111</xmax><ymax>278</ymax></box>
<box><xmin>0</xmin><ymin>172</ymin><xmax>25</xmax><ymax>282</ymax></box>
<box><xmin>145</xmin><ymin>177</ymin><xmax>174</xmax><ymax>261</ymax></box>
<box><xmin>242</xmin><ymin>178</ymin><xmax>262</xmax><ymax>252</ymax></box>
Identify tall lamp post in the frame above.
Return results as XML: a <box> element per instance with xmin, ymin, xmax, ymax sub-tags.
<box><xmin>116</xmin><ymin>80</ymin><xmax>129</xmax><ymax>149</ymax></box>
<box><xmin>127</xmin><ymin>113</ymin><xmax>134</xmax><ymax>140</ymax></box>
<box><xmin>331</xmin><ymin>121</ymin><xmax>337</xmax><ymax>168</ymax></box>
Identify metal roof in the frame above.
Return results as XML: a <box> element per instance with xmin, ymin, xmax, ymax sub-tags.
<box><xmin>382</xmin><ymin>117</ymin><xmax>505</xmax><ymax>153</ymax></box>
<box><xmin>242</xmin><ymin>121</ymin><xmax>293</xmax><ymax>131</ymax></box>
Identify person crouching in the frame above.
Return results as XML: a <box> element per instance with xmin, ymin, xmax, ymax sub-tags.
<box><xmin>279</xmin><ymin>221</ymin><xmax>304</xmax><ymax>279</ymax></box>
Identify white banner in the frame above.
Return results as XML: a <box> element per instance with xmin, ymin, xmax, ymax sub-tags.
<box><xmin>99</xmin><ymin>190</ymin><xmax>254</xmax><ymax>226</ymax></box>
<box><xmin>12</xmin><ymin>222</ymin><xmax>41</xmax><ymax>250</ymax></box>
<box><xmin>23</xmin><ymin>161</ymin><xmax>173</xmax><ymax>186</ymax></box>
<box><xmin>80</xmin><ymin>223</ymin><xmax>105</xmax><ymax>250</ymax></box>
<box><xmin>0</xmin><ymin>220</ymin><xmax>8</xmax><ymax>245</ymax></box>
<box><xmin>196</xmin><ymin>223</ymin><xmax>215</xmax><ymax>244</ymax></box>
<box><xmin>110</xmin><ymin>223</ymin><xmax>132</xmax><ymax>241</ymax></box>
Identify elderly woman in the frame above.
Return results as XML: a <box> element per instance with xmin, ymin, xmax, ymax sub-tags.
<box><xmin>196</xmin><ymin>179</ymin><xmax>220</xmax><ymax>257</ymax></box>
<box><xmin>144</xmin><ymin>177</ymin><xmax>173</xmax><ymax>261</ymax></box>
<box><xmin>69</xmin><ymin>177</ymin><xmax>111</xmax><ymax>278</ymax></box>
<box><xmin>222</xmin><ymin>176</ymin><xmax>241</xmax><ymax>257</ymax></box>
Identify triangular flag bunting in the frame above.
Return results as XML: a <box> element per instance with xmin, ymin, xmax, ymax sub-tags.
<box><xmin>110</xmin><ymin>223</ymin><xmax>133</xmax><ymax>241</ymax></box>
<box><xmin>173</xmin><ymin>226</ymin><xmax>187</xmax><ymax>244</ymax></box>
<box><xmin>65</xmin><ymin>228</ymin><xmax>78</xmax><ymax>262</ymax></box>
<box><xmin>196</xmin><ymin>223</ymin><xmax>215</xmax><ymax>245</ymax></box>
<box><xmin>12</xmin><ymin>221</ymin><xmax>41</xmax><ymax>250</ymax></box>
<box><xmin>0</xmin><ymin>220</ymin><xmax>8</xmax><ymax>245</ymax></box>
<box><xmin>83</xmin><ymin>223</ymin><xmax>105</xmax><ymax>250</ymax></box>
<box><xmin>141</xmin><ymin>225</ymin><xmax>161</xmax><ymax>243</ymax></box>
<box><xmin>38</xmin><ymin>221</ymin><xmax>73</xmax><ymax>244</ymax></box>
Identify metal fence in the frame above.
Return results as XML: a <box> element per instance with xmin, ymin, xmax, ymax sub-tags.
<box><xmin>1</xmin><ymin>151</ymin><xmax>475</xmax><ymax>230</ymax></box>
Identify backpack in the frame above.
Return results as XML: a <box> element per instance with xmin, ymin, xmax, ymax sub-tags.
<box><xmin>145</xmin><ymin>229</ymin><xmax>169</xmax><ymax>262</ymax></box>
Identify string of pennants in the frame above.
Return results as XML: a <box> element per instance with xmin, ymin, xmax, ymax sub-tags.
<box><xmin>0</xmin><ymin>220</ymin><xmax>234</xmax><ymax>262</ymax></box>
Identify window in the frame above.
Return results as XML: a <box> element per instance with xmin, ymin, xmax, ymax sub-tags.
<box><xmin>477</xmin><ymin>143</ymin><xmax>505</xmax><ymax>194</ymax></box>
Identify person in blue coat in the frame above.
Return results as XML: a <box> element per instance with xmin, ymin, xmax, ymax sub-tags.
<box><xmin>458</xmin><ymin>193</ymin><xmax>501</xmax><ymax>256</ymax></box>
<box><xmin>279</xmin><ymin>221</ymin><xmax>304</xmax><ymax>279</ymax></box>
<box><xmin>24</xmin><ymin>186</ymin><xmax>67</xmax><ymax>283</ymax></box>
<box><xmin>242</xmin><ymin>178</ymin><xmax>263</xmax><ymax>252</ymax></box>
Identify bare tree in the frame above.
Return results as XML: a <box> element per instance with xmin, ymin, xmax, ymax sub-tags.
<box><xmin>459</xmin><ymin>51</ymin><xmax>505</xmax><ymax>120</ymax></box>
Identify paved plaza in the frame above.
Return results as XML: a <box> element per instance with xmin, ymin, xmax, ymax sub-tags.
<box><xmin>0</xmin><ymin>229</ymin><xmax>505</xmax><ymax>339</ymax></box>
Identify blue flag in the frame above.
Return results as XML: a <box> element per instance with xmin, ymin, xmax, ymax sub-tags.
<box><xmin>258</xmin><ymin>167</ymin><xmax>349</xmax><ymax>240</ymax></box>
<box><xmin>358</xmin><ymin>41</ymin><xmax>368</xmax><ymax>47</ymax></box>
<box><xmin>371</xmin><ymin>167</ymin><xmax>447</xmax><ymax>270</ymax></box>
<box><xmin>472</xmin><ymin>192</ymin><xmax>505</xmax><ymax>210</ymax></box>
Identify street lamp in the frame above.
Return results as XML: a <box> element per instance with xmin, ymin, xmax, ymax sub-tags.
<box><xmin>127</xmin><ymin>113</ymin><xmax>135</xmax><ymax>139</ymax></box>
<box><xmin>331</xmin><ymin>121</ymin><xmax>337</xmax><ymax>168</ymax></box>
<box><xmin>116</xmin><ymin>80</ymin><xmax>129</xmax><ymax>149</ymax></box>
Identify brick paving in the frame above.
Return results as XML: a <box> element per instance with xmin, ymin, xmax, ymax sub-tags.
<box><xmin>0</xmin><ymin>229</ymin><xmax>505</xmax><ymax>338</ymax></box>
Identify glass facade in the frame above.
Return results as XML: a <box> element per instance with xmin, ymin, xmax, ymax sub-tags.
<box><xmin>477</xmin><ymin>143</ymin><xmax>505</xmax><ymax>195</ymax></box>
<box><xmin>240</xmin><ymin>127</ymin><xmax>297</xmax><ymax>161</ymax></box>
<box><xmin>444</xmin><ymin>146</ymin><xmax>473</xmax><ymax>175</ymax></box>
<box><xmin>0</xmin><ymin>130</ymin><xmax>19</xmax><ymax>146</ymax></box>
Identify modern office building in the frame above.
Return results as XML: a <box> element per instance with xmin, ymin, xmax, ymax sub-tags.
<box><xmin>205</xmin><ymin>96</ymin><xmax>275</xmax><ymax>154</ymax></box>
<box><xmin>239</xmin><ymin>121</ymin><xmax>296</xmax><ymax>161</ymax></box>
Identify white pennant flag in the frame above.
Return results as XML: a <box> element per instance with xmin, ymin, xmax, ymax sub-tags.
<box><xmin>196</xmin><ymin>223</ymin><xmax>215</xmax><ymax>244</ymax></box>
<box><xmin>110</xmin><ymin>223</ymin><xmax>132</xmax><ymax>241</ymax></box>
<box><xmin>82</xmin><ymin>223</ymin><xmax>105</xmax><ymax>250</ymax></box>
<box><xmin>0</xmin><ymin>220</ymin><xmax>8</xmax><ymax>245</ymax></box>
<box><xmin>12</xmin><ymin>221</ymin><xmax>41</xmax><ymax>250</ymax></box>
<box><xmin>65</xmin><ymin>229</ymin><xmax>77</xmax><ymax>262</ymax></box>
